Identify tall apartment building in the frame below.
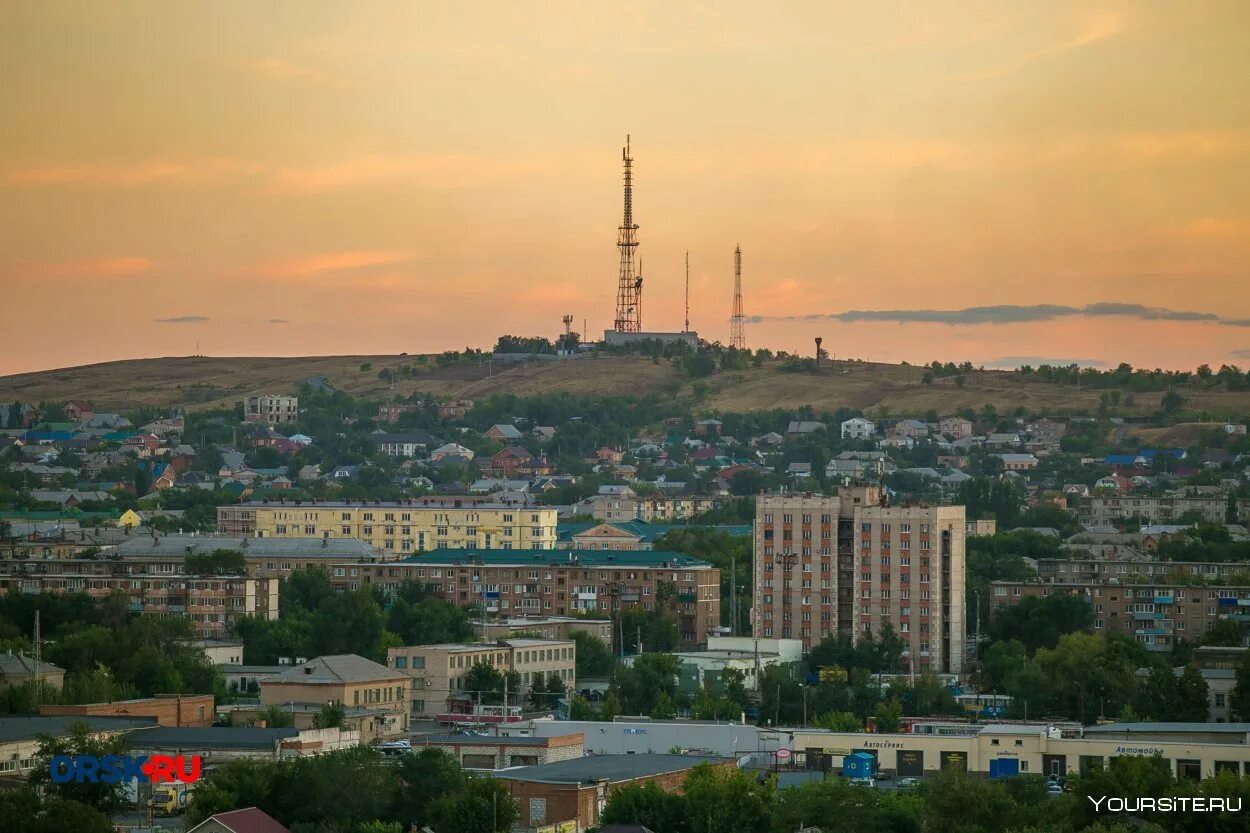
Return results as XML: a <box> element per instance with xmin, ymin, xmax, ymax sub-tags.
<box><xmin>387</xmin><ymin>638</ymin><xmax>576</xmax><ymax>717</ymax></box>
<box><xmin>333</xmin><ymin>549</ymin><xmax>721</xmax><ymax>651</ymax></box>
<box><xmin>217</xmin><ymin>501</ymin><xmax>558</xmax><ymax>552</ymax></box>
<box><xmin>990</xmin><ymin>579</ymin><xmax>1250</xmax><ymax>653</ymax></box>
<box><xmin>0</xmin><ymin>571</ymin><xmax>277</xmax><ymax>638</ymax></box>
<box><xmin>244</xmin><ymin>394</ymin><xmax>299</xmax><ymax>425</ymax></box>
<box><xmin>1081</xmin><ymin>495</ymin><xmax>1227</xmax><ymax>525</ymax></box>
<box><xmin>752</xmin><ymin>487</ymin><xmax>966</xmax><ymax>674</ymax></box>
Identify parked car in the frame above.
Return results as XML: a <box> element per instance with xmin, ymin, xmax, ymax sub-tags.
<box><xmin>1046</xmin><ymin>783</ymin><xmax>1064</xmax><ymax>796</ymax></box>
<box><xmin>849</xmin><ymin>778</ymin><xmax>876</xmax><ymax>788</ymax></box>
<box><xmin>897</xmin><ymin>777</ymin><xmax>921</xmax><ymax>792</ymax></box>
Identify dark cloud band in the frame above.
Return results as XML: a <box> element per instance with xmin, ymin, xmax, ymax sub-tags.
<box><xmin>747</xmin><ymin>302</ymin><xmax>1248</xmax><ymax>327</ymax></box>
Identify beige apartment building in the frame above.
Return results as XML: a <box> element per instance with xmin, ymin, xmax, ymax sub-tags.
<box><xmin>1081</xmin><ymin>495</ymin><xmax>1227</xmax><ymax>525</ymax></box>
<box><xmin>991</xmin><ymin>578</ymin><xmax>1250</xmax><ymax>653</ymax></box>
<box><xmin>753</xmin><ymin>487</ymin><xmax>966</xmax><ymax>674</ymax></box>
<box><xmin>105</xmin><ymin>534</ymin><xmax>388</xmax><ymax>578</ymax></box>
<box><xmin>244</xmin><ymin>394</ymin><xmax>299</xmax><ymax>424</ymax></box>
<box><xmin>581</xmin><ymin>491</ymin><xmax>723</xmax><ymax>523</ymax></box>
<box><xmin>387</xmin><ymin>638</ymin><xmax>576</xmax><ymax>718</ymax></box>
<box><xmin>339</xmin><ymin>549</ymin><xmax>721</xmax><ymax>650</ymax></box>
<box><xmin>217</xmin><ymin>501</ymin><xmax>558</xmax><ymax>552</ymax></box>
<box><xmin>0</xmin><ymin>571</ymin><xmax>276</xmax><ymax>639</ymax></box>
<box><xmin>260</xmin><ymin>654</ymin><xmax>409</xmax><ymax>739</ymax></box>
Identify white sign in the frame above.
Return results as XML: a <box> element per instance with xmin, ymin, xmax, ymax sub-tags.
<box><xmin>776</xmin><ymin>748</ymin><xmax>792</xmax><ymax>760</ymax></box>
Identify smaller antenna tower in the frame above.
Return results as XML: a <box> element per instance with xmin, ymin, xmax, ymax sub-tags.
<box><xmin>684</xmin><ymin>251</ymin><xmax>690</xmax><ymax>333</ymax></box>
<box><xmin>562</xmin><ymin>314</ymin><xmax>574</xmax><ymax>335</ymax></box>
<box><xmin>815</xmin><ymin>337</ymin><xmax>825</xmax><ymax>370</ymax></box>
<box><xmin>730</xmin><ymin>245</ymin><xmax>745</xmax><ymax>349</ymax></box>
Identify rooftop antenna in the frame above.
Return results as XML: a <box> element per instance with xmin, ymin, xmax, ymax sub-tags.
<box><xmin>562</xmin><ymin>314</ymin><xmax>574</xmax><ymax>335</ymax></box>
<box><xmin>613</xmin><ymin>135</ymin><xmax>642</xmax><ymax>333</ymax></box>
<box><xmin>730</xmin><ymin>245</ymin><xmax>745</xmax><ymax>349</ymax></box>
<box><xmin>684</xmin><ymin>251</ymin><xmax>691</xmax><ymax>333</ymax></box>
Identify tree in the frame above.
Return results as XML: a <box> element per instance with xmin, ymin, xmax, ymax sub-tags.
<box><xmin>811</xmin><ymin>711</ymin><xmax>862</xmax><ymax>732</ymax></box>
<box><xmin>314</xmin><ymin>702</ymin><xmax>345</xmax><ymax>729</ymax></box>
<box><xmin>28</xmin><ymin>721</ymin><xmax>129</xmax><ymax>816</ymax></box>
<box><xmin>185</xmin><ymin>548</ymin><xmax>247</xmax><ymax>575</ymax></box>
<box><xmin>873</xmin><ymin>698</ymin><xmax>903</xmax><ymax>733</ymax></box>
<box><xmin>255</xmin><ymin>705</ymin><xmax>294</xmax><ymax>728</ymax></box>
<box><xmin>1230</xmin><ymin>650</ymin><xmax>1250</xmax><ymax>720</ymax></box>
<box><xmin>681</xmin><ymin>763</ymin><xmax>774</xmax><ymax>833</ymax></box>
<box><xmin>392</xmin><ymin>748</ymin><xmax>467</xmax><ymax>831</ymax></box>
<box><xmin>988</xmin><ymin>593</ymin><xmax>1092</xmax><ymax>653</ymax></box>
<box><xmin>429</xmin><ymin>777</ymin><xmax>519</xmax><ymax>833</ymax></box>
<box><xmin>1174</xmin><ymin>665</ymin><xmax>1209</xmax><ymax>722</ymax></box>
<box><xmin>1161</xmin><ymin>390</ymin><xmax>1185</xmax><ymax>414</ymax></box>
<box><xmin>599</xmin><ymin>781</ymin><xmax>686</xmax><ymax>833</ymax></box>
<box><xmin>616</xmin><ymin>653</ymin><xmax>681</xmax><ymax>716</ymax></box>
<box><xmin>571</xmin><ymin>632</ymin><xmax>614</xmax><ymax>677</ymax></box>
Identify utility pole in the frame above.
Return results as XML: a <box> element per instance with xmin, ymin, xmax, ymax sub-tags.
<box><xmin>33</xmin><ymin>609</ymin><xmax>42</xmax><ymax>706</ymax></box>
<box><xmin>684</xmin><ymin>250</ymin><xmax>691</xmax><ymax>333</ymax></box>
<box><xmin>731</xmin><ymin>557</ymin><xmax>737</xmax><ymax>637</ymax></box>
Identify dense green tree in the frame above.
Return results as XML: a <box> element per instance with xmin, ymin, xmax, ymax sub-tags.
<box><xmin>27</xmin><ymin>721</ymin><xmax>129</xmax><ymax>815</ymax></box>
<box><xmin>616</xmin><ymin>653</ymin><xmax>681</xmax><ymax>716</ymax></box>
<box><xmin>428</xmin><ymin>777</ymin><xmax>519</xmax><ymax>833</ymax></box>
<box><xmin>988</xmin><ymin>593</ymin><xmax>1092</xmax><ymax>653</ymax></box>
<box><xmin>571</xmin><ymin>631</ymin><xmax>614</xmax><ymax>677</ymax></box>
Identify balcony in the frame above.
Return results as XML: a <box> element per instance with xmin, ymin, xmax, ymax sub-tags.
<box><xmin>1152</xmin><ymin>596</ymin><xmax>1174</xmax><ymax>605</ymax></box>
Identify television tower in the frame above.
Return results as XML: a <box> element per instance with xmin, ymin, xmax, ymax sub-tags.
<box><xmin>613</xmin><ymin>136</ymin><xmax>642</xmax><ymax>332</ymax></box>
<box><xmin>730</xmin><ymin>245</ymin><xmax>746</xmax><ymax>349</ymax></box>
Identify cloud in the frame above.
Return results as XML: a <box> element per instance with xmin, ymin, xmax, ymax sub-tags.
<box><xmin>747</xmin><ymin>302</ymin><xmax>1248</xmax><ymax>327</ymax></box>
<box><xmin>154</xmin><ymin>315</ymin><xmax>209</xmax><ymax>324</ymax></box>
<box><xmin>267</xmin><ymin>318</ymin><xmax>289</xmax><ymax>324</ymax></box>
<box><xmin>5</xmin><ymin>157</ymin><xmax>257</xmax><ymax>189</ymax></box>
<box><xmin>9</xmin><ymin>256</ymin><xmax>152</xmax><ymax>279</ymax></box>
<box><xmin>1231</xmin><ymin>349</ymin><xmax>1250</xmax><ymax>359</ymax></box>
<box><xmin>255</xmin><ymin>250</ymin><xmax>413</xmax><ymax>279</ymax></box>
<box><xmin>968</xmin><ymin>7</ymin><xmax>1129</xmax><ymax>80</ymax></box>
<box><xmin>983</xmin><ymin>356</ymin><xmax>1109</xmax><ymax>370</ymax></box>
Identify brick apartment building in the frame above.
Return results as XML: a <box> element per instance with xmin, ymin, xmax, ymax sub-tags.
<box><xmin>0</xmin><ymin>570</ymin><xmax>276</xmax><ymax>639</ymax></box>
<box><xmin>217</xmin><ymin>501</ymin><xmax>558</xmax><ymax>552</ymax></box>
<box><xmin>387</xmin><ymin>638</ymin><xmax>576</xmax><ymax>717</ymax></box>
<box><xmin>1035</xmin><ymin>558</ymin><xmax>1250</xmax><ymax>584</ymax></box>
<box><xmin>752</xmin><ymin>487</ymin><xmax>967</xmax><ymax>674</ymax></box>
<box><xmin>41</xmin><ymin>694</ymin><xmax>215</xmax><ymax>727</ymax></box>
<box><xmin>338</xmin><ymin>549</ymin><xmax>721</xmax><ymax>650</ymax></box>
<box><xmin>103</xmin><ymin>534</ymin><xmax>387</xmax><ymax>579</ymax></box>
<box><xmin>990</xmin><ymin>579</ymin><xmax>1250</xmax><ymax>652</ymax></box>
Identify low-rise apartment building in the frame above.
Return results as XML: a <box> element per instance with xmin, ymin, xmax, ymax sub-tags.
<box><xmin>105</xmin><ymin>534</ymin><xmax>386</xmax><ymax>578</ymax></box>
<box><xmin>0</xmin><ymin>570</ymin><xmax>276</xmax><ymax>638</ymax></box>
<box><xmin>387</xmin><ymin>638</ymin><xmax>576</xmax><ymax>718</ymax></box>
<box><xmin>753</xmin><ymin>487</ymin><xmax>967</xmax><ymax>674</ymax></box>
<box><xmin>1035</xmin><ymin>558</ymin><xmax>1250</xmax><ymax>585</ymax></box>
<box><xmin>217</xmin><ymin>501</ymin><xmax>558</xmax><ymax>552</ymax></box>
<box><xmin>470</xmin><ymin>615</ymin><xmax>614</xmax><ymax>646</ymax></box>
<box><xmin>345</xmin><ymin>549</ymin><xmax>721</xmax><ymax>650</ymax></box>
<box><xmin>260</xmin><ymin>654</ymin><xmax>409</xmax><ymax>740</ymax></box>
<box><xmin>1081</xmin><ymin>495</ymin><xmax>1228</xmax><ymax>525</ymax></box>
<box><xmin>244</xmin><ymin>394</ymin><xmax>299</xmax><ymax>425</ymax></box>
<box><xmin>990</xmin><ymin>579</ymin><xmax>1250</xmax><ymax>652</ymax></box>
<box><xmin>580</xmin><ymin>490</ymin><xmax>723</xmax><ymax>523</ymax></box>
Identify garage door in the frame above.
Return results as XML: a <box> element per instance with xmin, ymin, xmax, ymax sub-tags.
<box><xmin>897</xmin><ymin>750</ymin><xmax>924</xmax><ymax>777</ymax></box>
<box><xmin>939</xmin><ymin>751</ymin><xmax>967</xmax><ymax>772</ymax></box>
<box><xmin>462</xmin><ymin>754</ymin><xmax>497</xmax><ymax>769</ymax></box>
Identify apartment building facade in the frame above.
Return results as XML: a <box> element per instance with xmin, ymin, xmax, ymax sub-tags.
<box><xmin>244</xmin><ymin>394</ymin><xmax>299</xmax><ymax>425</ymax></box>
<box><xmin>260</xmin><ymin>654</ymin><xmax>409</xmax><ymax>739</ymax></box>
<box><xmin>990</xmin><ymin>579</ymin><xmax>1250</xmax><ymax>652</ymax></box>
<box><xmin>752</xmin><ymin>487</ymin><xmax>966</xmax><ymax>674</ymax></box>
<box><xmin>582</xmin><ymin>492</ymin><xmax>723</xmax><ymax>523</ymax></box>
<box><xmin>1035</xmin><ymin>558</ymin><xmax>1250</xmax><ymax>584</ymax></box>
<box><xmin>1081</xmin><ymin>495</ymin><xmax>1227</xmax><ymax>525</ymax></box>
<box><xmin>338</xmin><ymin>549</ymin><xmax>721</xmax><ymax>650</ymax></box>
<box><xmin>217</xmin><ymin>501</ymin><xmax>558</xmax><ymax>552</ymax></box>
<box><xmin>104</xmin><ymin>534</ymin><xmax>388</xmax><ymax>579</ymax></box>
<box><xmin>387</xmin><ymin>638</ymin><xmax>576</xmax><ymax>717</ymax></box>
<box><xmin>0</xmin><ymin>570</ymin><xmax>277</xmax><ymax>638</ymax></box>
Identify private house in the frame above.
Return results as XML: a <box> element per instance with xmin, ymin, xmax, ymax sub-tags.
<box><xmin>370</xmin><ymin>431</ymin><xmax>439</xmax><ymax>458</ymax></box>
<box><xmin>244</xmin><ymin>394</ymin><xmax>299</xmax><ymax>425</ymax></box>
<box><xmin>489</xmin><ymin>447</ymin><xmax>534</xmax><ymax>478</ymax></box>
<box><xmin>485</xmin><ymin>424</ymin><xmax>524</xmax><ymax>443</ymax></box>
<box><xmin>938</xmin><ymin>417</ymin><xmax>973</xmax><ymax>440</ymax></box>
<box><xmin>0</xmin><ymin>653</ymin><xmax>65</xmax><ymax>692</ymax></box>
<box><xmin>840</xmin><ymin>417</ymin><xmax>876</xmax><ymax>440</ymax></box>
<box><xmin>431</xmin><ymin>443</ymin><xmax>474</xmax><ymax>462</ymax></box>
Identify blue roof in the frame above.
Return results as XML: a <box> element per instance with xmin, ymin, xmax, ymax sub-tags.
<box><xmin>556</xmin><ymin>521</ymin><xmax>752</xmax><ymax>544</ymax></box>
<box><xmin>399</xmin><ymin>548</ymin><xmax>714</xmax><ymax>569</ymax></box>
<box><xmin>1139</xmin><ymin>448</ymin><xmax>1184</xmax><ymax>460</ymax></box>
<box><xmin>1104</xmin><ymin>455</ymin><xmax>1138</xmax><ymax>465</ymax></box>
<box><xmin>23</xmin><ymin>431</ymin><xmax>75</xmax><ymax>442</ymax></box>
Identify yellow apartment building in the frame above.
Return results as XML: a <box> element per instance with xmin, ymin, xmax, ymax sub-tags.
<box><xmin>218</xmin><ymin>501</ymin><xmax>558</xmax><ymax>553</ymax></box>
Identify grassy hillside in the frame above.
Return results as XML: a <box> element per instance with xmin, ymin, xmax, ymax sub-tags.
<box><xmin>2</xmin><ymin>353</ymin><xmax>1249</xmax><ymax>418</ymax></box>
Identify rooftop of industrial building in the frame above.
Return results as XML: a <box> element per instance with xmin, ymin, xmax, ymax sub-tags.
<box><xmin>108</xmin><ymin>535</ymin><xmax>380</xmax><ymax>558</ymax></box>
<box><xmin>492</xmin><ymin>753</ymin><xmax>732</xmax><ymax>784</ymax></box>
<box><xmin>0</xmin><ymin>715</ymin><xmax>156</xmax><ymax>742</ymax></box>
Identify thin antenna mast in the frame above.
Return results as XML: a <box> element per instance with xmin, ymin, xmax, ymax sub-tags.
<box><xmin>684</xmin><ymin>251</ymin><xmax>690</xmax><ymax>333</ymax></box>
<box><xmin>730</xmin><ymin>245</ymin><xmax>745</xmax><ymax>349</ymax></box>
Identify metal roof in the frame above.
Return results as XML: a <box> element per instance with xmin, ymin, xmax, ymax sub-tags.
<box><xmin>0</xmin><ymin>715</ymin><xmax>156</xmax><ymax>742</ymax></box>
<box><xmin>1084</xmin><ymin>722</ymin><xmax>1250</xmax><ymax>734</ymax></box>
<box><xmin>267</xmin><ymin>654</ymin><xmax>405</xmax><ymax>685</ymax></box>
<box><xmin>109</xmin><ymin>535</ymin><xmax>378</xmax><ymax>558</ymax></box>
<box><xmin>127</xmin><ymin>726</ymin><xmax>299</xmax><ymax>749</ymax></box>
<box><xmin>493</xmin><ymin>753</ymin><xmax>732</xmax><ymax>784</ymax></box>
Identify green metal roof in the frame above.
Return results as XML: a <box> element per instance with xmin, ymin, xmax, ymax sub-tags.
<box><xmin>555</xmin><ymin>520</ymin><xmax>751</xmax><ymax>543</ymax></box>
<box><xmin>399</xmin><ymin>548</ymin><xmax>714</xmax><ymax>569</ymax></box>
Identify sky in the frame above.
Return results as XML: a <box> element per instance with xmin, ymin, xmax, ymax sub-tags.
<box><xmin>2</xmin><ymin>0</ymin><xmax>1249</xmax><ymax>376</ymax></box>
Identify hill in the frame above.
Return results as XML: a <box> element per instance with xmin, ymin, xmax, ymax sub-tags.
<box><xmin>2</xmin><ymin>353</ymin><xmax>1249</xmax><ymax>419</ymax></box>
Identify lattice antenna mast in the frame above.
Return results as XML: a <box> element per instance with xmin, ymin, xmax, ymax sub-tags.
<box><xmin>684</xmin><ymin>251</ymin><xmax>690</xmax><ymax>333</ymax></box>
<box><xmin>730</xmin><ymin>245</ymin><xmax>746</xmax><ymax>349</ymax></box>
<box><xmin>613</xmin><ymin>136</ymin><xmax>642</xmax><ymax>332</ymax></box>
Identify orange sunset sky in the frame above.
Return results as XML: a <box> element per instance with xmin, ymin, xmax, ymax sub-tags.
<box><xmin>2</xmin><ymin>1</ymin><xmax>1249</xmax><ymax>376</ymax></box>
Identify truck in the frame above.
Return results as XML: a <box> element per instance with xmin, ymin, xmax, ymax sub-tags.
<box><xmin>149</xmin><ymin>781</ymin><xmax>195</xmax><ymax>816</ymax></box>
